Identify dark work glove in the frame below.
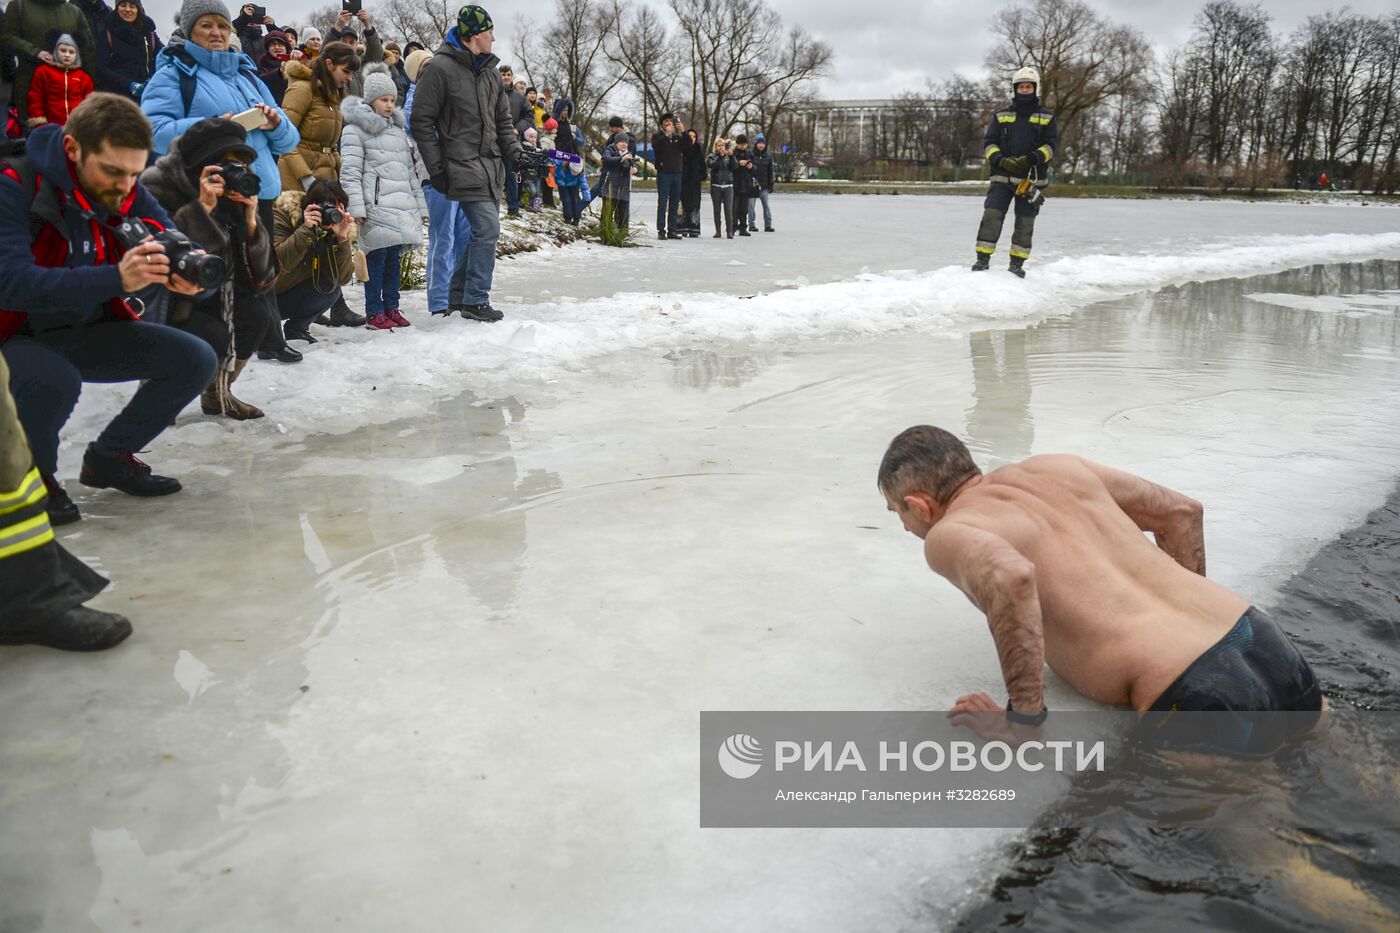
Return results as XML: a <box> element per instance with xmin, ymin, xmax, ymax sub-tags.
<box><xmin>999</xmin><ymin>155</ymin><xmax>1030</xmax><ymax>176</ymax></box>
<box><xmin>429</xmin><ymin>174</ymin><xmax>447</xmax><ymax>191</ymax></box>
<box><xmin>1031</xmin><ymin>149</ymin><xmax>1049</xmax><ymax>169</ymax></box>
<box><xmin>989</xmin><ymin>153</ymin><xmax>1004</xmax><ymax>171</ymax></box>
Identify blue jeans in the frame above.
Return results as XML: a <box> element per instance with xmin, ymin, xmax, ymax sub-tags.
<box><xmin>448</xmin><ymin>200</ymin><xmax>502</xmax><ymax>308</ymax></box>
<box><xmin>425</xmin><ymin>183</ymin><xmax>471</xmax><ymax>313</ymax></box>
<box><xmin>3</xmin><ymin>321</ymin><xmax>218</xmax><ymax>475</ymax></box>
<box><xmin>656</xmin><ymin>172</ymin><xmax>682</xmax><ymax>235</ymax></box>
<box><xmin>504</xmin><ymin>159</ymin><xmax>520</xmax><ymax>212</ymax></box>
<box><xmin>364</xmin><ymin>245</ymin><xmax>403</xmax><ymax>318</ymax></box>
<box><xmin>559</xmin><ymin>185</ymin><xmax>582</xmax><ymax>223</ymax></box>
<box><xmin>746</xmin><ymin>188</ymin><xmax>772</xmax><ymax>228</ymax></box>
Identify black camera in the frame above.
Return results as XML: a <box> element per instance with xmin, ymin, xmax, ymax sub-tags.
<box><xmin>215</xmin><ymin>160</ymin><xmax>261</xmax><ymax>197</ymax></box>
<box><xmin>516</xmin><ymin>147</ymin><xmax>550</xmax><ymax>180</ymax></box>
<box><xmin>314</xmin><ymin>202</ymin><xmax>343</xmax><ymax>225</ymax></box>
<box><xmin>112</xmin><ymin>218</ymin><xmax>227</xmax><ymax>289</ymax></box>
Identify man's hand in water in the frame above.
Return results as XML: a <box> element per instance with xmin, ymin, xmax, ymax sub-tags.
<box><xmin>947</xmin><ymin>692</ymin><xmax>1042</xmax><ymax>745</ymax></box>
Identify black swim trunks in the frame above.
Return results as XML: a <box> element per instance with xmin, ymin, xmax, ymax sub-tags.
<box><xmin>1139</xmin><ymin>606</ymin><xmax>1324</xmax><ymax>756</ymax></box>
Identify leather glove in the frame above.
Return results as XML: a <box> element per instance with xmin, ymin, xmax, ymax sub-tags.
<box><xmin>999</xmin><ymin>155</ymin><xmax>1030</xmax><ymax>176</ymax></box>
<box><xmin>1031</xmin><ymin>149</ymin><xmax>1050</xmax><ymax>169</ymax></box>
<box><xmin>989</xmin><ymin>153</ymin><xmax>1004</xmax><ymax>171</ymax></box>
<box><xmin>429</xmin><ymin>174</ymin><xmax>447</xmax><ymax>192</ymax></box>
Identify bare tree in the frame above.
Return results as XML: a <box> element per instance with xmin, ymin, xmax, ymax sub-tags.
<box><xmin>374</xmin><ymin>0</ymin><xmax>456</xmax><ymax>47</ymax></box>
<box><xmin>298</xmin><ymin>4</ymin><xmax>346</xmax><ymax>42</ymax></box>
<box><xmin>669</xmin><ymin>0</ymin><xmax>831</xmax><ymax>145</ymax></box>
<box><xmin>605</xmin><ymin>0</ymin><xmax>685</xmax><ymax>139</ymax></box>
<box><xmin>514</xmin><ymin>0</ymin><xmax>622</xmax><ymax>135</ymax></box>
<box><xmin>986</xmin><ymin>0</ymin><xmax>1150</xmax><ymax>135</ymax></box>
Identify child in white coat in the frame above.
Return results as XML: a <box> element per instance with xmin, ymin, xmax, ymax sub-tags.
<box><xmin>340</xmin><ymin>69</ymin><xmax>429</xmax><ymax>330</ymax></box>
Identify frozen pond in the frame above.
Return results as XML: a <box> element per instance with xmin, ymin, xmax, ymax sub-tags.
<box><xmin>2</xmin><ymin>196</ymin><xmax>1400</xmax><ymax>931</ymax></box>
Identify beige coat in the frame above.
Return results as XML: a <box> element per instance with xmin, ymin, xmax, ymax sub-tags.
<box><xmin>277</xmin><ymin>59</ymin><xmax>343</xmax><ymax>192</ymax></box>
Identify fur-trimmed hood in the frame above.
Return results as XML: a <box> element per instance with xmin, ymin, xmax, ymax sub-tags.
<box><xmin>275</xmin><ymin>189</ymin><xmax>306</xmax><ymax>217</ymax></box>
<box><xmin>282</xmin><ymin>58</ymin><xmax>313</xmax><ymax>83</ymax></box>
<box><xmin>340</xmin><ymin>93</ymin><xmax>404</xmax><ymax>135</ymax></box>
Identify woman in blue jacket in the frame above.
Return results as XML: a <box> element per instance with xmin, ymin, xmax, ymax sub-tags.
<box><xmin>141</xmin><ymin>0</ymin><xmax>302</xmax><ymax>361</ymax></box>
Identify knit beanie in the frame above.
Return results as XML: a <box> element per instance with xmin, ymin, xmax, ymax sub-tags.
<box><xmin>177</xmin><ymin>0</ymin><xmax>231</xmax><ymax>40</ymax></box>
<box><xmin>362</xmin><ymin>70</ymin><xmax>397</xmax><ymax>104</ymax></box>
<box><xmin>457</xmin><ymin>5</ymin><xmax>493</xmax><ymax>37</ymax></box>
<box><xmin>302</xmin><ymin>26</ymin><xmax>322</xmax><ymax>43</ymax></box>
<box><xmin>52</xmin><ymin>33</ymin><xmax>81</xmax><ymax>66</ymax></box>
<box><xmin>404</xmin><ymin>49</ymin><xmax>433</xmax><ymax>83</ymax></box>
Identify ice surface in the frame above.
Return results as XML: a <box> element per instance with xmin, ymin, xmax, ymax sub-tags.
<box><xmin>2</xmin><ymin>198</ymin><xmax>1400</xmax><ymax>931</ymax></box>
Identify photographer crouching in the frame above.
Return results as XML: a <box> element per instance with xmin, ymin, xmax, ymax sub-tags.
<box><xmin>142</xmin><ymin>118</ymin><xmax>279</xmax><ymax>420</ymax></box>
<box><xmin>272</xmin><ymin>178</ymin><xmax>355</xmax><ymax>341</ymax></box>
<box><xmin>0</xmin><ymin>94</ymin><xmax>216</xmax><ymax>526</ymax></box>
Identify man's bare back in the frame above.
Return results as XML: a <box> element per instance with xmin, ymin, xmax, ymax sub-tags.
<box><xmin>879</xmin><ymin>427</ymin><xmax>1324</xmax><ymax>733</ymax></box>
<box><xmin>924</xmin><ymin>454</ymin><xmax>1247</xmax><ymax>711</ymax></box>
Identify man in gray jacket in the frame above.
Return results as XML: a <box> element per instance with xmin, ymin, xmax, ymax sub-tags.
<box><xmin>409</xmin><ymin>5</ymin><xmax>522</xmax><ymax>322</ymax></box>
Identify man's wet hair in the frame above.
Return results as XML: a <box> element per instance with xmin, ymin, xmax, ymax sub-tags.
<box><xmin>878</xmin><ymin>425</ymin><xmax>982</xmax><ymax>504</ymax></box>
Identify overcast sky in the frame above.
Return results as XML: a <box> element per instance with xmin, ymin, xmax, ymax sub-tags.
<box><xmin>141</xmin><ymin>0</ymin><xmax>1396</xmax><ymax>101</ymax></box>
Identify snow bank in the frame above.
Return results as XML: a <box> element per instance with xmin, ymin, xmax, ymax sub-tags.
<box><xmin>60</xmin><ymin>231</ymin><xmax>1400</xmax><ymax>455</ymax></box>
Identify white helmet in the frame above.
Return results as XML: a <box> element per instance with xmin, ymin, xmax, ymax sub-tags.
<box><xmin>1012</xmin><ymin>66</ymin><xmax>1040</xmax><ymax>90</ymax></box>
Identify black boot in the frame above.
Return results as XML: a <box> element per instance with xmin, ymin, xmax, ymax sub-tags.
<box><xmin>314</xmin><ymin>314</ymin><xmax>332</xmax><ymax>326</ymax></box>
<box><xmin>1008</xmin><ymin>257</ymin><xmax>1026</xmax><ymax>278</ymax></box>
<box><xmin>971</xmin><ymin>254</ymin><xmax>991</xmax><ymax>272</ymax></box>
<box><xmin>0</xmin><ymin>605</ymin><xmax>133</xmax><ymax>651</ymax></box>
<box><xmin>42</xmin><ymin>474</ymin><xmax>80</xmax><ymax>526</ymax></box>
<box><xmin>257</xmin><ymin>346</ymin><xmax>303</xmax><ymax>363</ymax></box>
<box><xmin>455</xmin><ymin>302</ymin><xmax>504</xmax><ymax>323</ymax></box>
<box><xmin>285</xmin><ymin>325</ymin><xmax>317</xmax><ymax>343</ymax></box>
<box><xmin>328</xmin><ymin>296</ymin><xmax>366</xmax><ymax>327</ymax></box>
<box><xmin>79</xmin><ymin>445</ymin><xmax>182</xmax><ymax>497</ymax></box>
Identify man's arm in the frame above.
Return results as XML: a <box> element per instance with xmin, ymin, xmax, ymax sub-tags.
<box><xmin>1081</xmin><ymin>458</ymin><xmax>1206</xmax><ymax>575</ymax></box>
<box><xmin>0</xmin><ymin>177</ymin><xmax>122</xmax><ymax>314</ymax></box>
<box><xmin>925</xmin><ymin>520</ymin><xmax>1045</xmax><ymax>713</ymax></box>
<box><xmin>408</xmin><ymin>68</ymin><xmax>445</xmax><ymax>181</ymax></box>
<box><xmin>497</xmin><ymin>86</ymin><xmax>523</xmax><ymax>163</ymax></box>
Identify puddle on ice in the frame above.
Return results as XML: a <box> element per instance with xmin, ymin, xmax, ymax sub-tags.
<box><xmin>1</xmin><ymin>205</ymin><xmax>1399</xmax><ymax>931</ymax></box>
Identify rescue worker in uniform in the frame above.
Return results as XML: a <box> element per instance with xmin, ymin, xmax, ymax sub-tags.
<box><xmin>973</xmin><ymin>66</ymin><xmax>1058</xmax><ymax>278</ymax></box>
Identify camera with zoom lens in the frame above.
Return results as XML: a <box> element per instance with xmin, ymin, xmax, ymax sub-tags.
<box><xmin>516</xmin><ymin>147</ymin><xmax>550</xmax><ymax>180</ymax></box>
<box><xmin>314</xmin><ymin>202</ymin><xmax>343</xmax><ymax>226</ymax></box>
<box><xmin>112</xmin><ymin>217</ymin><xmax>228</xmax><ymax>289</ymax></box>
<box><xmin>215</xmin><ymin>160</ymin><xmax>261</xmax><ymax>197</ymax></box>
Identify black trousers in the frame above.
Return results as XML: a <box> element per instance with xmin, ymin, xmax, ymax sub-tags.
<box><xmin>710</xmin><ymin>185</ymin><xmax>734</xmax><ymax>235</ymax></box>
<box><xmin>733</xmin><ymin>188</ymin><xmax>751</xmax><ymax>232</ymax></box>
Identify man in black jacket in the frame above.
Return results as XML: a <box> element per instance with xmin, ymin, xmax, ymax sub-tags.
<box><xmin>498</xmin><ymin>62</ymin><xmax>526</xmax><ymax>217</ymax></box>
<box><xmin>973</xmin><ymin>66</ymin><xmax>1059</xmax><ymax>278</ymax></box>
<box><xmin>651</xmin><ymin>113</ymin><xmax>685</xmax><ymax>240</ymax></box>
<box><xmin>731</xmin><ymin>134</ymin><xmax>755</xmax><ymax>236</ymax></box>
<box><xmin>411</xmin><ymin>5</ymin><xmax>523</xmax><ymax>322</ymax></box>
<box><xmin>747</xmin><ymin>133</ymin><xmax>775</xmax><ymax>232</ymax></box>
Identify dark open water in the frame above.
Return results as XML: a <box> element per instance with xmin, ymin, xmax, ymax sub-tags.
<box><xmin>952</xmin><ymin>299</ymin><xmax>1400</xmax><ymax>931</ymax></box>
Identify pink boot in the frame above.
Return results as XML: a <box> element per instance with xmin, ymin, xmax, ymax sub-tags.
<box><xmin>387</xmin><ymin>308</ymin><xmax>412</xmax><ymax>327</ymax></box>
<box><xmin>366</xmin><ymin>314</ymin><xmax>395</xmax><ymax>331</ymax></box>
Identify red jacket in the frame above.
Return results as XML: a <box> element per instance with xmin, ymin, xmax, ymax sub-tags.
<box><xmin>26</xmin><ymin>64</ymin><xmax>95</xmax><ymax>127</ymax></box>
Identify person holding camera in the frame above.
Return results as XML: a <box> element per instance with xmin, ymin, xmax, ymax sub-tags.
<box><xmin>142</xmin><ymin>117</ymin><xmax>279</xmax><ymax>420</ymax></box>
<box><xmin>273</xmin><ymin>178</ymin><xmax>354</xmax><ymax>341</ymax></box>
<box><xmin>650</xmin><ymin>113</ymin><xmax>686</xmax><ymax>241</ymax></box>
<box><xmin>730</xmin><ymin>133</ymin><xmax>755</xmax><ymax>237</ymax></box>
<box><xmin>409</xmin><ymin>4</ymin><xmax>523</xmax><ymax>323</ymax></box>
<box><xmin>0</xmin><ymin>94</ymin><xmax>216</xmax><ymax>524</ymax></box>
<box><xmin>706</xmin><ymin>137</ymin><xmax>736</xmax><ymax>239</ymax></box>
<box><xmin>230</xmin><ymin>2</ymin><xmax>273</xmax><ymax>63</ymax></box>
<box><xmin>599</xmin><ymin>135</ymin><xmax>637</xmax><ymax>232</ymax></box>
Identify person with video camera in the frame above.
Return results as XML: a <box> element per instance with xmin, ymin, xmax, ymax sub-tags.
<box><xmin>142</xmin><ymin>117</ymin><xmax>278</xmax><ymax>420</ymax></box>
<box><xmin>0</xmin><ymin>93</ymin><xmax>216</xmax><ymax>526</ymax></box>
<box><xmin>272</xmin><ymin>177</ymin><xmax>354</xmax><ymax>341</ymax></box>
<box><xmin>409</xmin><ymin>4</ymin><xmax>523</xmax><ymax>324</ymax></box>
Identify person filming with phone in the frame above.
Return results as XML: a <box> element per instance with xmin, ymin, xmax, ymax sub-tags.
<box><xmin>0</xmin><ymin>94</ymin><xmax>216</xmax><ymax>527</ymax></box>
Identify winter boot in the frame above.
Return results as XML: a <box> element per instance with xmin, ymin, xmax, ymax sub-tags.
<box><xmin>42</xmin><ymin>474</ymin><xmax>80</xmax><ymax>526</ymax></box>
<box><xmin>328</xmin><ymin>296</ymin><xmax>367</xmax><ymax>327</ymax></box>
<box><xmin>79</xmin><ymin>445</ymin><xmax>181</xmax><ymax>497</ymax></box>
<box><xmin>971</xmin><ymin>254</ymin><xmax>991</xmax><ymax>272</ymax></box>
<box><xmin>1008</xmin><ymin>257</ymin><xmax>1026</xmax><ymax>278</ymax></box>
<box><xmin>387</xmin><ymin>308</ymin><xmax>412</xmax><ymax>327</ymax></box>
<box><xmin>458</xmin><ymin>303</ymin><xmax>504</xmax><ymax>323</ymax></box>
<box><xmin>0</xmin><ymin>605</ymin><xmax>133</xmax><ymax>651</ymax></box>
<box><xmin>201</xmin><ymin>361</ymin><xmax>265</xmax><ymax>420</ymax></box>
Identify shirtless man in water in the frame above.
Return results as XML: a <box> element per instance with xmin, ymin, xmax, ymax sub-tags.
<box><xmin>879</xmin><ymin>426</ymin><xmax>1324</xmax><ymax>749</ymax></box>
